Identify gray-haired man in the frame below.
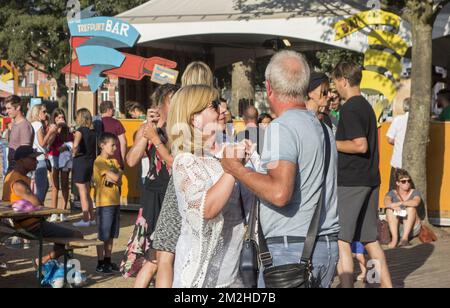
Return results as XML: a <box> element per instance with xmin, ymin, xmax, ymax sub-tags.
<box><xmin>221</xmin><ymin>50</ymin><xmax>340</xmax><ymax>288</ymax></box>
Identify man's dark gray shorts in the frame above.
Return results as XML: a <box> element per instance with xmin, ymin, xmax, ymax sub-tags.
<box><xmin>338</xmin><ymin>186</ymin><xmax>379</xmax><ymax>244</ymax></box>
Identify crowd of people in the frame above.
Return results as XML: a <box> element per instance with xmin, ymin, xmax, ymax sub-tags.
<box><xmin>1</xmin><ymin>50</ymin><xmax>429</xmax><ymax>288</ymax></box>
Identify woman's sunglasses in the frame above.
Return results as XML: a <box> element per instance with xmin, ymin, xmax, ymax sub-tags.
<box><xmin>399</xmin><ymin>179</ymin><xmax>412</xmax><ymax>184</ymax></box>
<box><xmin>320</xmin><ymin>87</ymin><xmax>330</xmax><ymax>98</ymax></box>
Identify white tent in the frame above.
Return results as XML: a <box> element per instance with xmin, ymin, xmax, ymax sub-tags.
<box><xmin>117</xmin><ymin>0</ymin><xmax>449</xmax><ymax>68</ymax></box>
<box><xmin>117</xmin><ymin>1</ymin><xmax>404</xmax><ymax>64</ymax></box>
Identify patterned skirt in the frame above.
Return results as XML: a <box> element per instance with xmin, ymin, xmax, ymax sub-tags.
<box><xmin>152</xmin><ymin>177</ymin><xmax>182</xmax><ymax>254</ymax></box>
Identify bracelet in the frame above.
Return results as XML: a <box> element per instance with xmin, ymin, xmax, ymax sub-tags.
<box><xmin>154</xmin><ymin>142</ymin><xmax>163</xmax><ymax>149</ymax></box>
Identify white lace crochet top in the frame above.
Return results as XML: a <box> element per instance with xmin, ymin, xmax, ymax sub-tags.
<box><xmin>172</xmin><ymin>152</ymin><xmax>245</xmax><ymax>288</ymax></box>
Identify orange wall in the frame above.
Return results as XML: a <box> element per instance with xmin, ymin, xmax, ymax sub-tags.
<box><xmin>379</xmin><ymin>123</ymin><xmax>394</xmax><ymax>208</ymax></box>
<box><xmin>379</xmin><ymin>121</ymin><xmax>450</xmax><ymax>221</ymax></box>
<box><xmin>427</xmin><ymin>122</ymin><xmax>450</xmax><ymax>220</ymax></box>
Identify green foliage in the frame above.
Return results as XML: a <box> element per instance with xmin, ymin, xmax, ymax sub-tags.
<box><xmin>315</xmin><ymin>49</ymin><xmax>363</xmax><ymax>73</ymax></box>
<box><xmin>0</xmin><ymin>0</ymin><xmax>147</xmax><ymax>98</ymax></box>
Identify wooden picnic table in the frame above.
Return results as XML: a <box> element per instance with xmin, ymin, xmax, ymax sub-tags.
<box><xmin>0</xmin><ymin>204</ymin><xmax>70</xmax><ymax>286</ymax></box>
<box><xmin>0</xmin><ymin>205</ymin><xmax>69</xmax><ymax>219</ymax></box>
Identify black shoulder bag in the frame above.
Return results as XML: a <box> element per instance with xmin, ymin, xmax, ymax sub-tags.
<box><xmin>239</xmin><ymin>186</ymin><xmax>260</xmax><ymax>288</ymax></box>
<box><xmin>258</xmin><ymin>122</ymin><xmax>331</xmax><ymax>288</ymax></box>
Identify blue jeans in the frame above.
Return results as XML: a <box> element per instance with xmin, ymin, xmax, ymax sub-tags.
<box><xmin>258</xmin><ymin>236</ymin><xmax>339</xmax><ymax>288</ymax></box>
<box><xmin>35</xmin><ymin>160</ymin><xmax>49</xmax><ymax>203</ymax></box>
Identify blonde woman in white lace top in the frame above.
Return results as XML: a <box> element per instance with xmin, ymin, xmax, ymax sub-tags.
<box><xmin>167</xmin><ymin>85</ymin><xmax>248</xmax><ymax>288</ymax></box>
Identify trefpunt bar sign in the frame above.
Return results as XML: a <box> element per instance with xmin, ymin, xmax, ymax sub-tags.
<box><xmin>63</xmin><ymin>1</ymin><xmax>178</xmax><ymax>92</ymax></box>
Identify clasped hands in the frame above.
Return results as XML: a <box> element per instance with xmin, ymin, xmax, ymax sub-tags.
<box><xmin>221</xmin><ymin>140</ymin><xmax>255</xmax><ymax>176</ymax></box>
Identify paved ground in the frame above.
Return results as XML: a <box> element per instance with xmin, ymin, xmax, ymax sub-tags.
<box><xmin>351</xmin><ymin>233</ymin><xmax>450</xmax><ymax>288</ymax></box>
<box><xmin>2</xmin><ymin>203</ymin><xmax>450</xmax><ymax>288</ymax></box>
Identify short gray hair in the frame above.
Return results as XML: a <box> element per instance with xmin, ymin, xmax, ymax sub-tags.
<box><xmin>265</xmin><ymin>50</ymin><xmax>310</xmax><ymax>103</ymax></box>
<box><xmin>403</xmin><ymin>98</ymin><xmax>410</xmax><ymax>113</ymax></box>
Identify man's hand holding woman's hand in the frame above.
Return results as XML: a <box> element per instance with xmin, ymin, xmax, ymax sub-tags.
<box><xmin>221</xmin><ymin>140</ymin><xmax>255</xmax><ymax>175</ymax></box>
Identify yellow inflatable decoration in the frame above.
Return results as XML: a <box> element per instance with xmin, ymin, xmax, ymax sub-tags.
<box><xmin>361</xmin><ymin>71</ymin><xmax>397</xmax><ymax>102</ymax></box>
<box><xmin>0</xmin><ymin>60</ymin><xmax>19</xmax><ymax>94</ymax></box>
<box><xmin>368</xmin><ymin>30</ymin><xmax>409</xmax><ymax>56</ymax></box>
<box><xmin>363</xmin><ymin>49</ymin><xmax>402</xmax><ymax>81</ymax></box>
<box><xmin>334</xmin><ymin>8</ymin><xmax>408</xmax><ymax>125</ymax></box>
<box><xmin>334</xmin><ymin>9</ymin><xmax>401</xmax><ymax>41</ymax></box>
<box><xmin>0</xmin><ymin>60</ymin><xmax>14</xmax><ymax>83</ymax></box>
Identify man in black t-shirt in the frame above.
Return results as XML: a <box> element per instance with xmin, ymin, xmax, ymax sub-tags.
<box><xmin>332</xmin><ymin>61</ymin><xmax>393</xmax><ymax>288</ymax></box>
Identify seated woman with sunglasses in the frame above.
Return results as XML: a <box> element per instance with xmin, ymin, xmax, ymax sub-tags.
<box><xmin>384</xmin><ymin>169</ymin><xmax>422</xmax><ymax>248</ymax></box>
<box><xmin>168</xmin><ymin>85</ymin><xmax>252</xmax><ymax>288</ymax></box>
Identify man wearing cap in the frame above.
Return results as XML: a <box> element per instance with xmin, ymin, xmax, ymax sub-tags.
<box><xmin>2</xmin><ymin>145</ymin><xmax>83</xmax><ymax>266</ymax></box>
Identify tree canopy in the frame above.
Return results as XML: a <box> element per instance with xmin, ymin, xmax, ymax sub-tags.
<box><xmin>0</xmin><ymin>0</ymin><xmax>147</xmax><ymax>98</ymax></box>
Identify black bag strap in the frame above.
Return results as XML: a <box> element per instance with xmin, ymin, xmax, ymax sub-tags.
<box><xmin>256</xmin><ymin>128</ymin><xmax>260</xmax><ymax>155</ymax></box>
<box><xmin>300</xmin><ymin>122</ymin><xmax>331</xmax><ymax>264</ymax></box>
<box><xmin>258</xmin><ymin>121</ymin><xmax>331</xmax><ymax>268</ymax></box>
<box><xmin>238</xmin><ymin>184</ymin><xmax>247</xmax><ymax>223</ymax></box>
<box><xmin>239</xmin><ymin>183</ymin><xmax>258</xmax><ymax>241</ymax></box>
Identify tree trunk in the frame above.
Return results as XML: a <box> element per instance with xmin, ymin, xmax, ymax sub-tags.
<box><xmin>56</xmin><ymin>74</ymin><xmax>68</xmax><ymax>116</ymax></box>
<box><xmin>231</xmin><ymin>59</ymin><xmax>255</xmax><ymax>118</ymax></box>
<box><xmin>402</xmin><ymin>20</ymin><xmax>433</xmax><ymax>222</ymax></box>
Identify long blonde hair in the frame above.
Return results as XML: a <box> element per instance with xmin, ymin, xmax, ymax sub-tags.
<box><xmin>76</xmin><ymin>108</ymin><xmax>93</xmax><ymax>128</ymax></box>
<box><xmin>28</xmin><ymin>104</ymin><xmax>45</xmax><ymax>123</ymax></box>
<box><xmin>181</xmin><ymin>61</ymin><xmax>214</xmax><ymax>87</ymax></box>
<box><xmin>167</xmin><ymin>85</ymin><xmax>218</xmax><ymax>155</ymax></box>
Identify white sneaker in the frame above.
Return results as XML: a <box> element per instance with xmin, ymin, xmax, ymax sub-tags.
<box><xmin>90</xmin><ymin>220</ymin><xmax>97</xmax><ymax>226</ymax></box>
<box><xmin>59</xmin><ymin>214</ymin><xmax>68</xmax><ymax>222</ymax></box>
<box><xmin>72</xmin><ymin>220</ymin><xmax>91</xmax><ymax>228</ymax></box>
<box><xmin>48</xmin><ymin>214</ymin><xmax>59</xmax><ymax>223</ymax></box>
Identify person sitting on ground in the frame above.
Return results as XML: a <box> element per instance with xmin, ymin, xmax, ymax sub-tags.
<box><xmin>1</xmin><ymin>146</ymin><xmax>83</xmax><ymax>267</ymax></box>
<box><xmin>384</xmin><ymin>169</ymin><xmax>422</xmax><ymax>248</ymax></box>
<box><xmin>437</xmin><ymin>89</ymin><xmax>450</xmax><ymax>121</ymax></box>
<box><xmin>93</xmin><ymin>133</ymin><xmax>123</xmax><ymax>274</ymax></box>
<box><xmin>127</xmin><ymin>102</ymin><xmax>146</xmax><ymax>120</ymax></box>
